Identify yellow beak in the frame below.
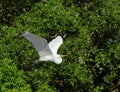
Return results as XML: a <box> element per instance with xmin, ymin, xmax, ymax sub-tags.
<box><xmin>60</xmin><ymin>55</ymin><xmax>68</xmax><ymax>57</ymax></box>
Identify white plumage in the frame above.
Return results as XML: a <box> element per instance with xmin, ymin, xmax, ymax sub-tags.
<box><xmin>23</xmin><ymin>31</ymin><xmax>63</xmax><ymax>64</ymax></box>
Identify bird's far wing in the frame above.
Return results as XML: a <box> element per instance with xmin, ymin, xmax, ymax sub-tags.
<box><xmin>23</xmin><ymin>31</ymin><xmax>53</xmax><ymax>57</ymax></box>
<box><xmin>48</xmin><ymin>36</ymin><xmax>63</xmax><ymax>54</ymax></box>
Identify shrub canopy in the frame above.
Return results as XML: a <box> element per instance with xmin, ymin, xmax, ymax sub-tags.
<box><xmin>1</xmin><ymin>0</ymin><xmax>120</xmax><ymax>91</ymax></box>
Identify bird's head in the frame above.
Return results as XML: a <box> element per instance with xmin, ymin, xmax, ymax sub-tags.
<box><xmin>53</xmin><ymin>54</ymin><xmax>67</xmax><ymax>64</ymax></box>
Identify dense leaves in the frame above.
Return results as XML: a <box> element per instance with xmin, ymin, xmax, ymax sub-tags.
<box><xmin>1</xmin><ymin>0</ymin><xmax>120</xmax><ymax>91</ymax></box>
<box><xmin>0</xmin><ymin>58</ymin><xmax>32</xmax><ymax>91</ymax></box>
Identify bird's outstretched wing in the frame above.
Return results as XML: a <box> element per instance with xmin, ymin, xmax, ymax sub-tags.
<box><xmin>48</xmin><ymin>36</ymin><xmax>63</xmax><ymax>54</ymax></box>
<box><xmin>23</xmin><ymin>31</ymin><xmax>53</xmax><ymax>57</ymax></box>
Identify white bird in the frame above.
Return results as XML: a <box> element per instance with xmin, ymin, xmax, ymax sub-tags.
<box><xmin>23</xmin><ymin>31</ymin><xmax>65</xmax><ymax>64</ymax></box>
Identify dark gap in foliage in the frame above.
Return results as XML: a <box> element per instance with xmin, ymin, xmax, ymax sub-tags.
<box><xmin>17</xmin><ymin>60</ymin><xmax>44</xmax><ymax>71</ymax></box>
<box><xmin>1</xmin><ymin>0</ymin><xmax>44</xmax><ymax>26</ymax></box>
<box><xmin>50</xmin><ymin>73</ymin><xmax>90</xmax><ymax>92</ymax></box>
<box><xmin>92</xmin><ymin>15</ymin><xmax>119</xmax><ymax>49</ymax></box>
<box><xmin>92</xmin><ymin>29</ymin><xmax>118</xmax><ymax>49</ymax></box>
<box><xmin>73</xmin><ymin>0</ymin><xmax>92</xmax><ymax>7</ymax></box>
<box><xmin>93</xmin><ymin>67</ymin><xmax>107</xmax><ymax>86</ymax></box>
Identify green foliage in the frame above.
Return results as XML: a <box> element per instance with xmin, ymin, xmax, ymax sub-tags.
<box><xmin>1</xmin><ymin>0</ymin><xmax>120</xmax><ymax>91</ymax></box>
<box><xmin>1</xmin><ymin>0</ymin><xmax>42</xmax><ymax>26</ymax></box>
<box><xmin>0</xmin><ymin>58</ymin><xmax>32</xmax><ymax>91</ymax></box>
<box><xmin>15</xmin><ymin>0</ymin><xmax>80</xmax><ymax>36</ymax></box>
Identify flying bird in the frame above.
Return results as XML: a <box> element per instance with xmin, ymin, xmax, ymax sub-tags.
<box><xmin>23</xmin><ymin>31</ymin><xmax>65</xmax><ymax>64</ymax></box>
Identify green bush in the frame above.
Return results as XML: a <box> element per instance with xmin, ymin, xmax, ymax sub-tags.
<box><xmin>1</xmin><ymin>0</ymin><xmax>42</xmax><ymax>26</ymax></box>
<box><xmin>0</xmin><ymin>58</ymin><xmax>32</xmax><ymax>92</ymax></box>
<box><xmin>1</xmin><ymin>0</ymin><xmax>120</xmax><ymax>91</ymax></box>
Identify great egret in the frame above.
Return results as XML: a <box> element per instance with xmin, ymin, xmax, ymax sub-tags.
<box><xmin>23</xmin><ymin>31</ymin><xmax>65</xmax><ymax>64</ymax></box>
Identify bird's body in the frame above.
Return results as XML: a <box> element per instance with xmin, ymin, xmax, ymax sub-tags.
<box><xmin>39</xmin><ymin>54</ymin><xmax>62</xmax><ymax>64</ymax></box>
<box><xmin>23</xmin><ymin>31</ymin><xmax>63</xmax><ymax>64</ymax></box>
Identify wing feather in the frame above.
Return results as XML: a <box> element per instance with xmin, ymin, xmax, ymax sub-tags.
<box><xmin>23</xmin><ymin>31</ymin><xmax>53</xmax><ymax>57</ymax></box>
<box><xmin>48</xmin><ymin>36</ymin><xmax>63</xmax><ymax>54</ymax></box>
